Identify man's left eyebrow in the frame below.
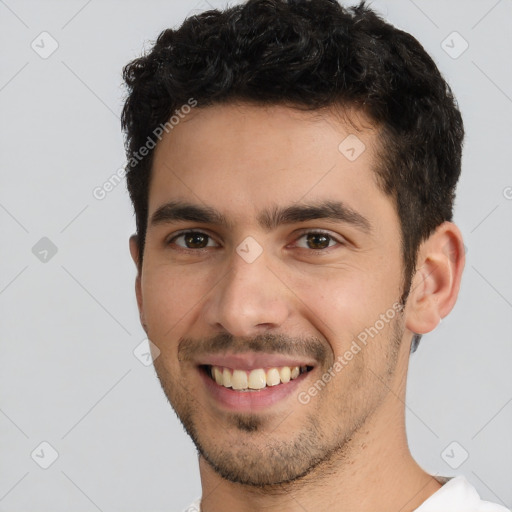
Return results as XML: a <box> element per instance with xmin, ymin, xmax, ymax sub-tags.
<box><xmin>258</xmin><ymin>200</ymin><xmax>372</xmax><ymax>234</ymax></box>
<box><xmin>149</xmin><ymin>199</ymin><xmax>372</xmax><ymax>234</ymax></box>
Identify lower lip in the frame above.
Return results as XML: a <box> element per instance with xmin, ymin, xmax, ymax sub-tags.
<box><xmin>198</xmin><ymin>366</ymin><xmax>312</xmax><ymax>412</ymax></box>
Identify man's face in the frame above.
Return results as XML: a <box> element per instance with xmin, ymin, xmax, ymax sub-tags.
<box><xmin>131</xmin><ymin>103</ymin><xmax>413</xmax><ymax>486</ymax></box>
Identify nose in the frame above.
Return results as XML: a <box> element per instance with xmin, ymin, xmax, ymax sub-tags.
<box><xmin>202</xmin><ymin>246</ymin><xmax>291</xmax><ymax>338</ymax></box>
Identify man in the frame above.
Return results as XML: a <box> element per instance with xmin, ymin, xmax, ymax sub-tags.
<box><xmin>121</xmin><ymin>1</ymin><xmax>509</xmax><ymax>511</ymax></box>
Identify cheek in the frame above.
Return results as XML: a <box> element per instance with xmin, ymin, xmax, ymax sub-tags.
<box><xmin>288</xmin><ymin>266</ymin><xmax>381</xmax><ymax>326</ymax></box>
<box><xmin>286</xmin><ymin>262</ymin><xmax>402</xmax><ymax>354</ymax></box>
<box><xmin>141</xmin><ymin>265</ymin><xmax>215</xmax><ymax>341</ymax></box>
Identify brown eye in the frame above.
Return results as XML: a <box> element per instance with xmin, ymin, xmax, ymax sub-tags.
<box><xmin>305</xmin><ymin>233</ymin><xmax>331</xmax><ymax>250</ymax></box>
<box><xmin>168</xmin><ymin>231</ymin><xmax>218</xmax><ymax>250</ymax></box>
<box><xmin>184</xmin><ymin>232</ymin><xmax>208</xmax><ymax>248</ymax></box>
<box><xmin>294</xmin><ymin>231</ymin><xmax>341</xmax><ymax>251</ymax></box>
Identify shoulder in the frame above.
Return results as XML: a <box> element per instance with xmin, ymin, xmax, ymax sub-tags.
<box><xmin>414</xmin><ymin>475</ymin><xmax>510</xmax><ymax>512</ymax></box>
<box><xmin>179</xmin><ymin>498</ymin><xmax>201</xmax><ymax>512</ymax></box>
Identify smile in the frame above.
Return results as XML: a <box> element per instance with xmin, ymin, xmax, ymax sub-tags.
<box><xmin>203</xmin><ymin>364</ymin><xmax>314</xmax><ymax>391</ymax></box>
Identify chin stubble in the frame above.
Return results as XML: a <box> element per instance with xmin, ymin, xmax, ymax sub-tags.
<box><xmin>153</xmin><ymin>311</ymin><xmax>405</xmax><ymax>488</ymax></box>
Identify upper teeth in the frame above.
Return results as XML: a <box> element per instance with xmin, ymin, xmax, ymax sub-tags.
<box><xmin>209</xmin><ymin>365</ymin><xmax>308</xmax><ymax>390</ymax></box>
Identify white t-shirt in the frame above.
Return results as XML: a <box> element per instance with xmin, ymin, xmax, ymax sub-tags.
<box><xmin>181</xmin><ymin>476</ymin><xmax>510</xmax><ymax>512</ymax></box>
<box><xmin>414</xmin><ymin>476</ymin><xmax>510</xmax><ymax>511</ymax></box>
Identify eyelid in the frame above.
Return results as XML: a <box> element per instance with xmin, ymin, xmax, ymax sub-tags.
<box><xmin>166</xmin><ymin>228</ymin><xmax>220</xmax><ymax>247</ymax></box>
<box><xmin>291</xmin><ymin>228</ymin><xmax>346</xmax><ymax>251</ymax></box>
<box><xmin>293</xmin><ymin>228</ymin><xmax>344</xmax><ymax>241</ymax></box>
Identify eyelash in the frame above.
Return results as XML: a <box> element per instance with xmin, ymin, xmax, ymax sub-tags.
<box><xmin>166</xmin><ymin>229</ymin><xmax>345</xmax><ymax>255</ymax></box>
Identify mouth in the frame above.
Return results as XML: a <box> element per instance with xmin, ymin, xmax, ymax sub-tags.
<box><xmin>200</xmin><ymin>364</ymin><xmax>315</xmax><ymax>392</ymax></box>
<box><xmin>195</xmin><ymin>352</ymin><xmax>318</xmax><ymax>411</ymax></box>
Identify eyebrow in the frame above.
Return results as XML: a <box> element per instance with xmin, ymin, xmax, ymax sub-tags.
<box><xmin>149</xmin><ymin>199</ymin><xmax>372</xmax><ymax>234</ymax></box>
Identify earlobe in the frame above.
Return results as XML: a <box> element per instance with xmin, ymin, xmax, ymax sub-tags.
<box><xmin>405</xmin><ymin>222</ymin><xmax>465</xmax><ymax>335</ymax></box>
<box><xmin>129</xmin><ymin>234</ymin><xmax>146</xmax><ymax>331</ymax></box>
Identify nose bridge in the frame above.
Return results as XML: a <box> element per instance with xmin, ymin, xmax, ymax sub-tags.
<box><xmin>205</xmin><ymin>241</ymin><xmax>290</xmax><ymax>336</ymax></box>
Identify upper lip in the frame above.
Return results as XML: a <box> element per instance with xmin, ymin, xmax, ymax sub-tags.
<box><xmin>195</xmin><ymin>352</ymin><xmax>316</xmax><ymax>371</ymax></box>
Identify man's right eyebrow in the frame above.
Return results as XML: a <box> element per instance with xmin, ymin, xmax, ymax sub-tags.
<box><xmin>150</xmin><ymin>201</ymin><xmax>235</xmax><ymax>230</ymax></box>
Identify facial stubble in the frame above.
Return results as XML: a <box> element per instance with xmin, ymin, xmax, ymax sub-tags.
<box><xmin>152</xmin><ymin>311</ymin><xmax>405</xmax><ymax>488</ymax></box>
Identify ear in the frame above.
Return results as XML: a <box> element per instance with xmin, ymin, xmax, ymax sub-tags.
<box><xmin>129</xmin><ymin>234</ymin><xmax>147</xmax><ymax>333</ymax></box>
<box><xmin>405</xmin><ymin>221</ymin><xmax>465</xmax><ymax>335</ymax></box>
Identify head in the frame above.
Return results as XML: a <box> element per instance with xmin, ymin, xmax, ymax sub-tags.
<box><xmin>122</xmin><ymin>0</ymin><xmax>465</xmax><ymax>488</ymax></box>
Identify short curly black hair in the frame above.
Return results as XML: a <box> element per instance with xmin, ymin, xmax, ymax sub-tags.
<box><xmin>121</xmin><ymin>0</ymin><xmax>464</xmax><ymax>351</ymax></box>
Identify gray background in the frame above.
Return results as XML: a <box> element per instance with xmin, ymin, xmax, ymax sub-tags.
<box><xmin>0</xmin><ymin>0</ymin><xmax>511</xmax><ymax>510</ymax></box>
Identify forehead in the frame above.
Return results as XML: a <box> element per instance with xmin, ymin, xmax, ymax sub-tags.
<box><xmin>152</xmin><ymin>102</ymin><xmax>377</xmax><ymax>168</ymax></box>
<box><xmin>149</xmin><ymin>102</ymin><xmax>392</xmax><ymax>231</ymax></box>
